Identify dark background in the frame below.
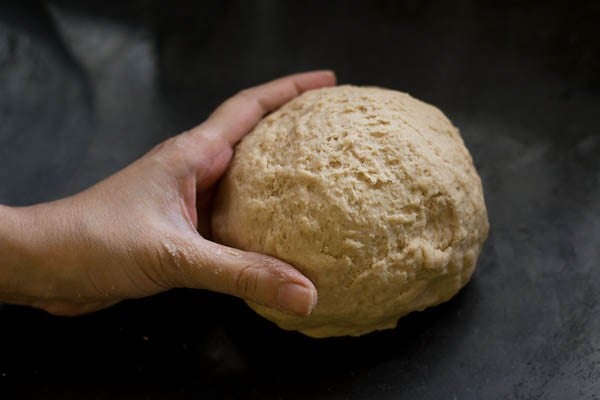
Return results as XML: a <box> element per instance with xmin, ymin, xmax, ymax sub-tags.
<box><xmin>1</xmin><ymin>0</ymin><xmax>599</xmax><ymax>398</ymax></box>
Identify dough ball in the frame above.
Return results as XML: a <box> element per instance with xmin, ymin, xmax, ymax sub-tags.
<box><xmin>211</xmin><ymin>85</ymin><xmax>489</xmax><ymax>338</ymax></box>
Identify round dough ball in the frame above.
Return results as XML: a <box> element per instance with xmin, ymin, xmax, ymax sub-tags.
<box><xmin>211</xmin><ymin>85</ymin><xmax>489</xmax><ymax>338</ymax></box>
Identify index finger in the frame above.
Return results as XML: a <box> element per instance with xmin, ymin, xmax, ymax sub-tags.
<box><xmin>196</xmin><ymin>70</ymin><xmax>336</xmax><ymax>146</ymax></box>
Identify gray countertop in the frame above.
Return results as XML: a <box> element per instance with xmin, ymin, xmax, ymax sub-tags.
<box><xmin>1</xmin><ymin>1</ymin><xmax>599</xmax><ymax>398</ymax></box>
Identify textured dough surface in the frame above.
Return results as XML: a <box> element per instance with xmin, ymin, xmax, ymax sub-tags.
<box><xmin>211</xmin><ymin>85</ymin><xmax>489</xmax><ymax>338</ymax></box>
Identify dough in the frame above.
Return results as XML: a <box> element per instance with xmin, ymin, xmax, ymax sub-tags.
<box><xmin>211</xmin><ymin>85</ymin><xmax>489</xmax><ymax>338</ymax></box>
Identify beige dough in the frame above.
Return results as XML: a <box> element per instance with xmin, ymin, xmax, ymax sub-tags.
<box><xmin>211</xmin><ymin>85</ymin><xmax>489</xmax><ymax>338</ymax></box>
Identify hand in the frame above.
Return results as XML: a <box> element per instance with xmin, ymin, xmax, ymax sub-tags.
<box><xmin>0</xmin><ymin>70</ymin><xmax>336</xmax><ymax>317</ymax></box>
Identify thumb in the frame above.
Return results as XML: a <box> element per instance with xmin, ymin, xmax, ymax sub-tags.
<box><xmin>179</xmin><ymin>238</ymin><xmax>318</xmax><ymax>317</ymax></box>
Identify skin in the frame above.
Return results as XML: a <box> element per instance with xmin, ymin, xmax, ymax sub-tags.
<box><xmin>0</xmin><ymin>70</ymin><xmax>336</xmax><ymax>317</ymax></box>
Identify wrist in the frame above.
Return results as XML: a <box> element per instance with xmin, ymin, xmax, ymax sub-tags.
<box><xmin>0</xmin><ymin>204</ymin><xmax>33</xmax><ymax>304</ymax></box>
<box><xmin>0</xmin><ymin>202</ymin><xmax>76</xmax><ymax>306</ymax></box>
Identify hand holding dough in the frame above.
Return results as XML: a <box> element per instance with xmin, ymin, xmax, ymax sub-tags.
<box><xmin>212</xmin><ymin>85</ymin><xmax>489</xmax><ymax>337</ymax></box>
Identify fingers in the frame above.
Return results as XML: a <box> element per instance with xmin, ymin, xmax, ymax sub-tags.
<box><xmin>195</xmin><ymin>70</ymin><xmax>336</xmax><ymax>146</ymax></box>
<box><xmin>177</xmin><ymin>238</ymin><xmax>317</xmax><ymax>317</ymax></box>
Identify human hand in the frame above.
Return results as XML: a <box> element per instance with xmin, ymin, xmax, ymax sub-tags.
<box><xmin>0</xmin><ymin>70</ymin><xmax>336</xmax><ymax>317</ymax></box>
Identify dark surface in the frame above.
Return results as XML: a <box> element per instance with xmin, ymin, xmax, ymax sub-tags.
<box><xmin>1</xmin><ymin>1</ymin><xmax>599</xmax><ymax>398</ymax></box>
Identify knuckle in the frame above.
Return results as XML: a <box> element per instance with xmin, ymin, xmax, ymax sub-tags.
<box><xmin>149</xmin><ymin>136</ymin><xmax>179</xmax><ymax>155</ymax></box>
<box><xmin>233</xmin><ymin>261</ymin><xmax>266</xmax><ymax>297</ymax></box>
<box><xmin>163</xmin><ymin>135</ymin><xmax>191</xmax><ymax>159</ymax></box>
<box><xmin>151</xmin><ymin>135</ymin><xmax>199</xmax><ymax>175</ymax></box>
<box><xmin>232</xmin><ymin>88</ymin><xmax>263</xmax><ymax>108</ymax></box>
<box><xmin>235</xmin><ymin>88</ymin><xmax>254</xmax><ymax>100</ymax></box>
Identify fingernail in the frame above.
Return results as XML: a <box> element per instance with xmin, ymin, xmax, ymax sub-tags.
<box><xmin>277</xmin><ymin>283</ymin><xmax>317</xmax><ymax>317</ymax></box>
